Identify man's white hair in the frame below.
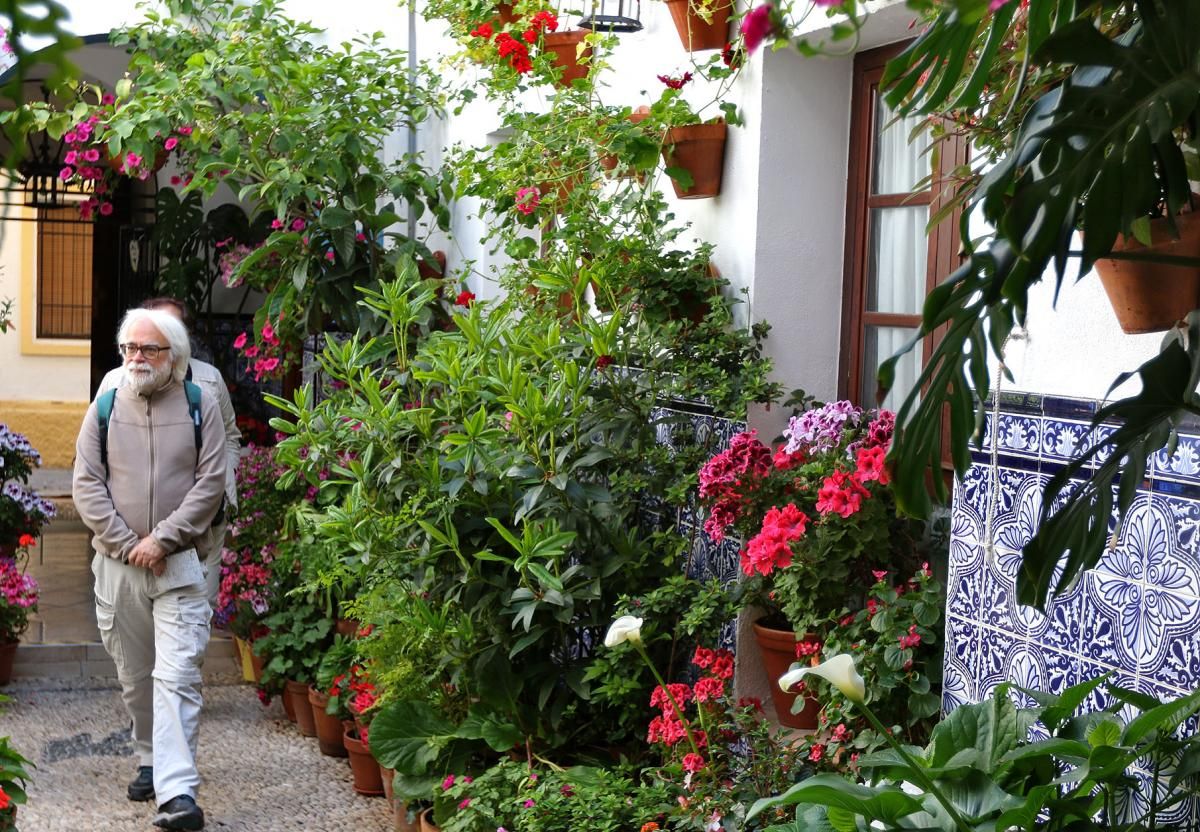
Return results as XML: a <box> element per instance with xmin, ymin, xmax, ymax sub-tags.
<box><xmin>116</xmin><ymin>307</ymin><xmax>191</xmax><ymax>383</ymax></box>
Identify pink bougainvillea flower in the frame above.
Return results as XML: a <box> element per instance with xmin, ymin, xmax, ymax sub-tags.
<box><xmin>324</xmin><ymin>250</ymin><xmax>335</xmax><ymax>262</ymax></box>
<box><xmin>740</xmin><ymin>4</ymin><xmax>776</xmax><ymax>53</ymax></box>
<box><xmin>232</xmin><ymin>332</ymin><xmax>248</xmax><ymax>350</ymax></box>
<box><xmin>64</xmin><ymin>131</ymin><xmax>78</xmax><ymax>144</ymax></box>
<box><xmin>101</xmin><ymin>93</ymin><xmax>116</xmax><ymax>105</ymax></box>
<box><xmin>83</xmin><ymin>148</ymin><xmax>101</xmax><ymax>163</ymax></box>
<box><xmin>59</xmin><ymin>166</ymin><xmax>73</xmax><ymax>181</ymax></box>
<box><xmin>989</xmin><ymin>0</ymin><xmax>1012</xmax><ymax>9</ymax></box>
<box><xmin>164</xmin><ymin>136</ymin><xmax>179</xmax><ymax>151</ymax></box>
<box><xmin>177</xmin><ymin>125</ymin><xmax>194</xmax><ymax>136</ymax></box>
<box><xmin>125</xmin><ymin>152</ymin><xmax>143</xmax><ymax>168</ymax></box>
<box><xmin>290</xmin><ymin>218</ymin><xmax>306</xmax><ymax>232</ymax></box>
<box><xmin>270</xmin><ymin>218</ymin><xmax>284</xmax><ymax>230</ymax></box>
<box><xmin>355</xmin><ymin>232</ymin><xmax>367</xmax><ymax>242</ymax></box>
<box><xmin>99</xmin><ymin>202</ymin><xmax>114</xmax><ymax>217</ymax></box>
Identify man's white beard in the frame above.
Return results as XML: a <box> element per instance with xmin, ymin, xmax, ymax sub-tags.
<box><xmin>124</xmin><ymin>361</ymin><xmax>172</xmax><ymax>395</ymax></box>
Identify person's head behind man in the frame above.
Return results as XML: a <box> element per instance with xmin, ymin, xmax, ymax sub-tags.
<box><xmin>116</xmin><ymin>308</ymin><xmax>190</xmax><ymax>395</ymax></box>
<box><xmin>140</xmin><ymin>296</ymin><xmax>193</xmax><ymax>330</ymax></box>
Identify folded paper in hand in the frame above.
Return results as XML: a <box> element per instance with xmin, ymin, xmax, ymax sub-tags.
<box><xmin>154</xmin><ymin>547</ymin><xmax>206</xmax><ymax>592</ymax></box>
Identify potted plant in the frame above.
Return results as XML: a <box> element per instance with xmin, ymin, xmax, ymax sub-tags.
<box><xmin>1092</xmin><ymin>191</ymin><xmax>1200</xmax><ymax>333</ymax></box>
<box><xmin>642</xmin><ymin>81</ymin><xmax>732</xmax><ymax>199</ymax></box>
<box><xmin>255</xmin><ymin>588</ymin><xmax>334</xmax><ymax>736</ymax></box>
<box><xmin>0</xmin><ymin>425</ymin><xmax>56</xmax><ymax>557</ymax></box>
<box><xmin>0</xmin><ymin>729</ymin><xmax>31</xmax><ymax>832</ymax></box>
<box><xmin>664</xmin><ymin>0</ymin><xmax>732</xmax><ymax>52</ymax></box>
<box><xmin>697</xmin><ymin>399</ymin><xmax>923</xmax><ymax>727</ymax></box>
<box><xmin>311</xmin><ymin>635</ymin><xmax>358</xmax><ymax>757</ymax></box>
<box><xmin>0</xmin><ymin>538</ymin><xmax>38</xmax><ymax>686</ymax></box>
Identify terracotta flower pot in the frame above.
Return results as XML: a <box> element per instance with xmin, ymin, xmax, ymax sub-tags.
<box><xmin>285</xmin><ymin>680</ymin><xmax>316</xmax><ymax>736</ymax></box>
<box><xmin>752</xmin><ymin>621</ymin><xmax>820</xmax><ymax>730</ymax></box>
<box><xmin>598</xmin><ymin>106</ymin><xmax>652</xmax><ymax>180</ymax></box>
<box><xmin>335</xmin><ymin>617</ymin><xmax>361</xmax><ymax>638</ymax></box>
<box><xmin>542</xmin><ymin>30</ymin><xmax>591</xmax><ymax>87</ymax></box>
<box><xmin>493</xmin><ymin>1</ymin><xmax>519</xmax><ymax>25</ymax></box>
<box><xmin>417</xmin><ymin>250</ymin><xmax>448</xmax><ymax>280</ymax></box>
<box><xmin>0</xmin><ymin>639</ymin><xmax>18</xmax><ymax>686</ymax></box>
<box><xmin>663</xmin><ymin>0</ymin><xmax>731</xmax><ymax>51</ymax></box>
<box><xmin>380</xmin><ymin>762</ymin><xmax>396</xmax><ymax>804</ymax></box>
<box><xmin>1094</xmin><ymin>203</ymin><xmax>1200</xmax><ymax>333</ymax></box>
<box><xmin>662</xmin><ymin>122</ymin><xmax>727</xmax><ymax>199</ymax></box>
<box><xmin>343</xmin><ymin>728</ymin><xmax>384</xmax><ymax>796</ymax></box>
<box><xmin>308</xmin><ymin>685</ymin><xmax>349</xmax><ymax>757</ymax></box>
<box><xmin>281</xmin><ymin>684</ymin><xmax>298</xmax><ymax>723</ymax></box>
<box><xmin>419</xmin><ymin>808</ymin><xmax>441</xmax><ymax>832</ymax></box>
<box><xmin>247</xmin><ymin>640</ymin><xmax>265</xmax><ymax>684</ymax></box>
<box><xmin>395</xmin><ymin>802</ymin><xmax>421</xmax><ymax>832</ymax></box>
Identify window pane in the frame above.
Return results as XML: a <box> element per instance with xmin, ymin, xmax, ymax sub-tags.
<box><xmin>861</xmin><ymin>325</ymin><xmax>921</xmax><ymax>412</ymax></box>
<box><xmin>37</xmin><ymin>206</ymin><xmax>93</xmax><ymax>339</ymax></box>
<box><xmin>872</xmin><ymin>91</ymin><xmax>930</xmax><ymax>196</ymax></box>
<box><xmin>867</xmin><ymin>206</ymin><xmax>928</xmax><ymax>315</ymax></box>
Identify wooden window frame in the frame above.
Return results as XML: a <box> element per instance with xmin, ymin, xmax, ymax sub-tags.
<box><xmin>839</xmin><ymin>42</ymin><xmax>967</xmax><ymax>410</ymax></box>
<box><xmin>35</xmin><ymin>204</ymin><xmax>94</xmax><ymax>340</ymax></box>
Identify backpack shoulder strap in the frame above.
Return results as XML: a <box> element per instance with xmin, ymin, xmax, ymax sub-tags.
<box><xmin>96</xmin><ymin>388</ymin><xmax>118</xmax><ymax>478</ymax></box>
<box><xmin>183</xmin><ymin>380</ymin><xmax>203</xmax><ymax>454</ymax></box>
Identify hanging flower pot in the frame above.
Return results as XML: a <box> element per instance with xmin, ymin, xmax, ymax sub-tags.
<box><xmin>661</xmin><ymin>121</ymin><xmax>727</xmax><ymax>199</ymax></box>
<box><xmin>752</xmin><ymin>621</ymin><xmax>820</xmax><ymax>730</ymax></box>
<box><xmin>663</xmin><ymin>0</ymin><xmax>731</xmax><ymax>52</ymax></box>
<box><xmin>308</xmin><ymin>685</ymin><xmax>349</xmax><ymax>757</ymax></box>
<box><xmin>599</xmin><ymin>106</ymin><xmax>652</xmax><ymax>180</ymax></box>
<box><xmin>493</xmin><ymin>1</ymin><xmax>519</xmax><ymax>25</ymax></box>
<box><xmin>343</xmin><ymin>728</ymin><xmax>385</xmax><ymax>796</ymax></box>
<box><xmin>285</xmin><ymin>679</ymin><xmax>317</xmax><ymax>737</ymax></box>
<box><xmin>542</xmin><ymin>30</ymin><xmax>591</xmax><ymax>87</ymax></box>
<box><xmin>1094</xmin><ymin>202</ymin><xmax>1200</xmax><ymax>333</ymax></box>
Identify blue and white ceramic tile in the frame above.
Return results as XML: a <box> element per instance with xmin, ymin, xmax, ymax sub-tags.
<box><xmin>1152</xmin><ymin>434</ymin><xmax>1200</xmax><ymax>486</ymax></box>
<box><xmin>1041</xmin><ymin>418</ymin><xmax>1093</xmax><ymax>464</ymax></box>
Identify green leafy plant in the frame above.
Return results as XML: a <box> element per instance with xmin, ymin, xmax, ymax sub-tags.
<box><xmin>0</xmin><ymin>729</ymin><xmax>32</xmax><ymax>826</ymax></box>
<box><xmin>255</xmin><ymin>587</ymin><xmax>334</xmax><ymax>691</ymax></box>
<box><xmin>752</xmin><ymin>670</ymin><xmax>1200</xmax><ymax>831</ymax></box>
<box><xmin>866</xmin><ymin>0</ymin><xmax>1200</xmax><ymax>609</ymax></box>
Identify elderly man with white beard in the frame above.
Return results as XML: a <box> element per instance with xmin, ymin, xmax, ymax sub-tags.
<box><xmin>73</xmin><ymin>308</ymin><xmax>225</xmax><ymax>831</ymax></box>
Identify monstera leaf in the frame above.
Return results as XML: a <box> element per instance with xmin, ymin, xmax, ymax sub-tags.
<box><xmin>880</xmin><ymin>0</ymin><xmax>1200</xmax><ymax>610</ymax></box>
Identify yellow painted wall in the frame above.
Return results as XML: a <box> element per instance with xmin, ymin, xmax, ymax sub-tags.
<box><xmin>0</xmin><ymin>399</ymin><xmax>88</xmax><ymax>467</ymax></box>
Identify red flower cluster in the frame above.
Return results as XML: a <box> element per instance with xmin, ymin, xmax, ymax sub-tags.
<box><xmin>656</xmin><ymin>71</ymin><xmax>694</xmax><ymax>89</ymax></box>
<box><xmin>815</xmin><ymin>469</ymin><xmax>869</xmax><ymax>519</ymax></box>
<box><xmin>595</xmin><ymin>354</ymin><xmax>615</xmax><ymax>370</ymax></box>
<box><xmin>17</xmin><ymin>533</ymin><xmax>36</xmax><ymax>548</ymax></box>
<box><xmin>794</xmin><ymin>637</ymin><xmax>821</xmax><ymax>659</ymax></box>
<box><xmin>455</xmin><ymin>289</ymin><xmax>476</xmax><ymax>307</ymax></box>
<box><xmin>741</xmin><ymin>502</ymin><xmax>808</xmax><ymax>577</ymax></box>
<box><xmin>494</xmin><ymin>31</ymin><xmax>533</xmax><ymax>73</ymax></box>
<box><xmin>855</xmin><ymin>445</ymin><xmax>889</xmax><ymax>484</ymax></box>
<box><xmin>698</xmin><ymin>430</ymin><xmax>773</xmax><ymax>542</ymax></box>
<box><xmin>898</xmin><ymin>624</ymin><xmax>921</xmax><ymax>649</ymax></box>
<box><xmin>473</xmin><ymin>11</ymin><xmax>558</xmax><ymax>74</ymax></box>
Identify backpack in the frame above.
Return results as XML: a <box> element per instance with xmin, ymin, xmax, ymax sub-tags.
<box><xmin>96</xmin><ymin>367</ymin><xmax>225</xmax><ymax>523</ymax></box>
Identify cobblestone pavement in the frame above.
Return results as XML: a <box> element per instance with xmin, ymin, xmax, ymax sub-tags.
<box><xmin>0</xmin><ymin>676</ymin><xmax>394</xmax><ymax>831</ymax></box>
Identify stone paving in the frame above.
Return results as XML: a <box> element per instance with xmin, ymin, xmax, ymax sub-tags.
<box><xmin>0</xmin><ymin>675</ymin><xmax>394</xmax><ymax>831</ymax></box>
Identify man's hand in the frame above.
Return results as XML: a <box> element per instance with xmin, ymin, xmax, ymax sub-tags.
<box><xmin>128</xmin><ymin>536</ymin><xmax>167</xmax><ymax>575</ymax></box>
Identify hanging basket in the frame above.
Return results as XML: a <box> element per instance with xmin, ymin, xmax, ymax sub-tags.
<box><xmin>542</xmin><ymin>30</ymin><xmax>592</xmax><ymax>87</ymax></box>
<box><xmin>1094</xmin><ymin>203</ymin><xmax>1200</xmax><ymax>334</ymax></box>
<box><xmin>661</xmin><ymin>121</ymin><xmax>727</xmax><ymax>199</ymax></box>
<box><xmin>663</xmin><ymin>0</ymin><xmax>732</xmax><ymax>52</ymax></box>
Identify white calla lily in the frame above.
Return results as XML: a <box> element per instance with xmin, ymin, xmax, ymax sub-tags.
<box><xmin>778</xmin><ymin>653</ymin><xmax>865</xmax><ymax>704</ymax></box>
<box><xmin>603</xmin><ymin>615</ymin><xmax>644</xmax><ymax>648</ymax></box>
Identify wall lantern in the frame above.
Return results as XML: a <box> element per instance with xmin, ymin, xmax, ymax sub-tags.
<box><xmin>579</xmin><ymin>0</ymin><xmax>643</xmax><ymax>33</ymax></box>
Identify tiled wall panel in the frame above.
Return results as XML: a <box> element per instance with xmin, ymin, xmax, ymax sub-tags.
<box><xmin>947</xmin><ymin>393</ymin><xmax>1200</xmax><ymax>823</ymax></box>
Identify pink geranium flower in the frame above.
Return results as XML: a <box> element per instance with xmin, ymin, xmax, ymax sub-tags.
<box><xmin>740</xmin><ymin>4</ymin><xmax>776</xmax><ymax>53</ymax></box>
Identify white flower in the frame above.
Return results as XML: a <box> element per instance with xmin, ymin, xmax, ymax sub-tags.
<box><xmin>603</xmin><ymin>615</ymin><xmax>643</xmax><ymax>648</ymax></box>
<box><xmin>778</xmin><ymin>653</ymin><xmax>866</xmax><ymax>704</ymax></box>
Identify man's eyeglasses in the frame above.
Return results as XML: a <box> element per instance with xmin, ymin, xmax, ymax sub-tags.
<box><xmin>118</xmin><ymin>343</ymin><xmax>169</xmax><ymax>360</ymax></box>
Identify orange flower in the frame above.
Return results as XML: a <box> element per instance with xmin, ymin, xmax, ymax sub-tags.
<box><xmin>640</xmin><ymin>824</ymin><xmax>660</xmax><ymax>832</ymax></box>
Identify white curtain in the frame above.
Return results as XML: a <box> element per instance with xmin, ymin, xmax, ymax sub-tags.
<box><xmin>866</xmin><ymin>93</ymin><xmax>931</xmax><ymax>408</ymax></box>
